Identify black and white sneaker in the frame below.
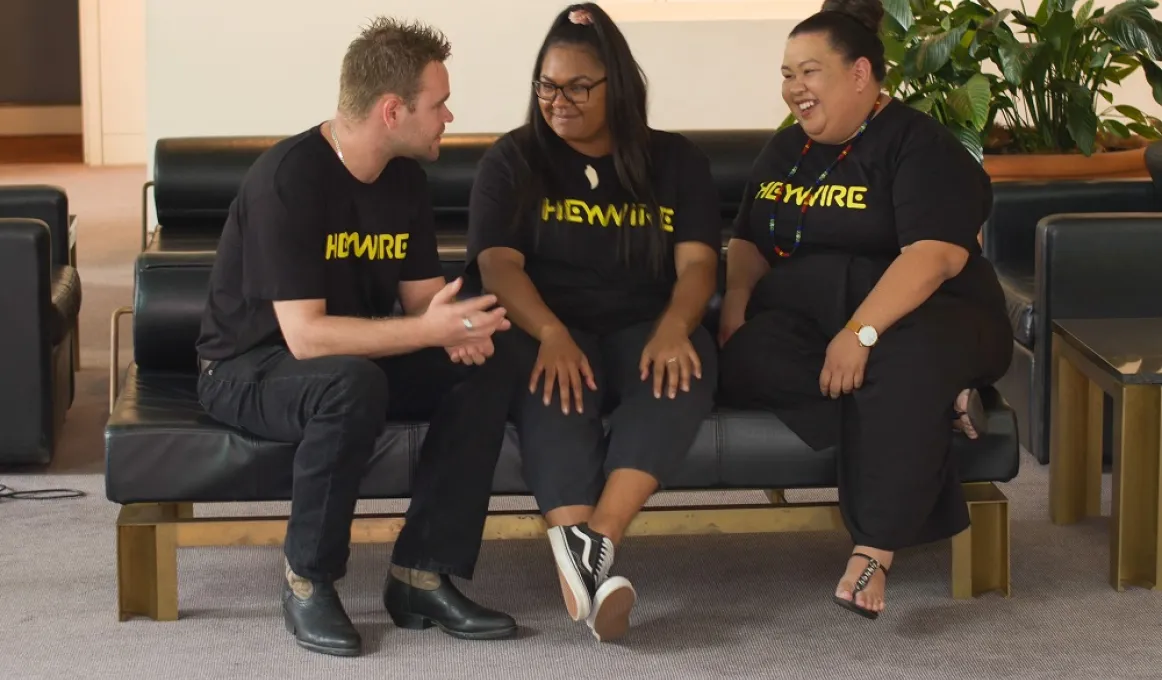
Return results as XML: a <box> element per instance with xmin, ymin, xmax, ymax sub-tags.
<box><xmin>548</xmin><ymin>523</ymin><xmax>614</xmax><ymax>621</ymax></box>
<box><xmin>587</xmin><ymin>575</ymin><xmax>637</xmax><ymax>642</ymax></box>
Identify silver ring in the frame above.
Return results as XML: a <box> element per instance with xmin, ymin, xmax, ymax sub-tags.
<box><xmin>462</xmin><ymin>316</ymin><xmax>474</xmax><ymax>330</ymax></box>
<box><xmin>666</xmin><ymin>357</ymin><xmax>678</xmax><ymax>364</ymax></box>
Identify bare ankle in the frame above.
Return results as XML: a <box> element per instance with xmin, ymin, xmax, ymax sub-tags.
<box><xmin>852</xmin><ymin>546</ymin><xmax>894</xmax><ymax>569</ymax></box>
<box><xmin>586</xmin><ymin>518</ymin><xmax>623</xmax><ymax>545</ymax></box>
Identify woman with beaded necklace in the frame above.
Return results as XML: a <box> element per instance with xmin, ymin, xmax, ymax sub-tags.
<box><xmin>717</xmin><ymin>0</ymin><xmax>1012</xmax><ymax>620</ymax></box>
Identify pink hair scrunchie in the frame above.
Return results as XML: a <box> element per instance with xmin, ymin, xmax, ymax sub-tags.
<box><xmin>569</xmin><ymin>9</ymin><xmax>593</xmax><ymax>25</ymax></box>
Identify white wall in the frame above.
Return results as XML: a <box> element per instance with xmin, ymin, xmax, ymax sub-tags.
<box><xmin>144</xmin><ymin>0</ymin><xmax>1160</xmax><ymax>168</ymax></box>
<box><xmin>80</xmin><ymin>0</ymin><xmax>146</xmax><ymax>165</ymax></box>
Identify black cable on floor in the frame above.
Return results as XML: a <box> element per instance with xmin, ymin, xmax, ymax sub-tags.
<box><xmin>0</xmin><ymin>483</ymin><xmax>86</xmax><ymax>500</ymax></box>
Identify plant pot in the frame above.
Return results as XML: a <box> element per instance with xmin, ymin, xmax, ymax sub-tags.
<box><xmin>983</xmin><ymin>147</ymin><xmax>1148</xmax><ymax>182</ymax></box>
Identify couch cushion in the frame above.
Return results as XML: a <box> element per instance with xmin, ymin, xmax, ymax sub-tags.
<box><xmin>996</xmin><ymin>265</ymin><xmax>1034</xmax><ymax>349</ymax></box>
<box><xmin>105</xmin><ymin>366</ymin><xmax>1020</xmax><ymax>504</ymax></box>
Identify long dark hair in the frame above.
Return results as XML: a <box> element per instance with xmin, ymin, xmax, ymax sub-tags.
<box><xmin>509</xmin><ymin>3</ymin><xmax>666</xmax><ymax>275</ymax></box>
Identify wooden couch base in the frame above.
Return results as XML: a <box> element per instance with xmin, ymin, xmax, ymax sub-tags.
<box><xmin>116</xmin><ymin>482</ymin><xmax>1010</xmax><ymax>622</ymax></box>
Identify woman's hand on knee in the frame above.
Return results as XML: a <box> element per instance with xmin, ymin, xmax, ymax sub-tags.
<box><xmin>530</xmin><ymin>326</ymin><xmax>597</xmax><ymax>415</ymax></box>
<box><xmin>819</xmin><ymin>329</ymin><xmax>869</xmax><ymax>399</ymax></box>
<box><xmin>640</xmin><ymin>318</ymin><xmax>702</xmax><ymax>399</ymax></box>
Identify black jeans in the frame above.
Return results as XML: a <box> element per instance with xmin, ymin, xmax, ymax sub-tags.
<box><xmin>196</xmin><ymin>344</ymin><xmax>516</xmax><ymax>583</ymax></box>
<box><xmin>496</xmin><ymin>321</ymin><xmax>717</xmax><ymax>514</ymax></box>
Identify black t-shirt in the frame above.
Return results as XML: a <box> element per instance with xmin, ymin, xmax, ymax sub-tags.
<box><xmin>465</xmin><ymin>126</ymin><xmax>722</xmax><ymax>335</ymax></box>
<box><xmin>196</xmin><ymin>125</ymin><xmax>443</xmax><ymax>361</ymax></box>
<box><xmin>732</xmin><ymin>98</ymin><xmax>998</xmax><ymax>305</ymax></box>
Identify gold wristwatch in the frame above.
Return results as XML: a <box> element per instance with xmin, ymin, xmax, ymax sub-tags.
<box><xmin>845</xmin><ymin>319</ymin><xmax>879</xmax><ymax>348</ymax></box>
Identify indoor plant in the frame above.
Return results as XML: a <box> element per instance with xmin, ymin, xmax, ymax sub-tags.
<box><xmin>879</xmin><ymin>0</ymin><xmax>1013</xmax><ymax>163</ymax></box>
<box><xmin>976</xmin><ymin>0</ymin><xmax>1162</xmax><ymax>179</ymax></box>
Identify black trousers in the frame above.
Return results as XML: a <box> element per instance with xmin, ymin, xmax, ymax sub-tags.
<box><xmin>495</xmin><ymin>321</ymin><xmax>718</xmax><ymax>514</ymax></box>
<box><xmin>720</xmin><ymin>252</ymin><xmax>1013</xmax><ymax>548</ymax></box>
<box><xmin>718</xmin><ymin>255</ymin><xmax>1013</xmax><ymax>551</ymax></box>
<box><xmin>195</xmin><ymin>343</ymin><xmax>516</xmax><ymax>583</ymax></box>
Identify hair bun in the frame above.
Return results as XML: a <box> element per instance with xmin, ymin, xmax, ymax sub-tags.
<box><xmin>820</xmin><ymin>0</ymin><xmax>884</xmax><ymax>34</ymax></box>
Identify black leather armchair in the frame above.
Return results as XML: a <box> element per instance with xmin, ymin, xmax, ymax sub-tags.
<box><xmin>0</xmin><ymin>186</ymin><xmax>82</xmax><ymax>465</ymax></box>
<box><xmin>984</xmin><ymin>166</ymin><xmax>1162</xmax><ymax>463</ymax></box>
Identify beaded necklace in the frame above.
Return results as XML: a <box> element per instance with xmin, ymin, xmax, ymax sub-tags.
<box><xmin>769</xmin><ymin>97</ymin><xmax>882</xmax><ymax>258</ymax></box>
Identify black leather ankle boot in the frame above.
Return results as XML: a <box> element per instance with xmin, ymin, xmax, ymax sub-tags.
<box><xmin>383</xmin><ymin>572</ymin><xmax>517</xmax><ymax>641</ymax></box>
<box><xmin>282</xmin><ymin>580</ymin><xmax>362</xmax><ymax>657</ymax></box>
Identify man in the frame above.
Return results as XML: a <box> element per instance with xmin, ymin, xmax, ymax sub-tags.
<box><xmin>194</xmin><ymin>17</ymin><xmax>519</xmax><ymax>657</ymax></box>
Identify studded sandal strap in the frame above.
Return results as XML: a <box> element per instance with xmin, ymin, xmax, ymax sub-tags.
<box><xmin>850</xmin><ymin>552</ymin><xmax>888</xmax><ymax>594</ymax></box>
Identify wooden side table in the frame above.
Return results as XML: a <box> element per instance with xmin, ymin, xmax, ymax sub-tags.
<box><xmin>1050</xmin><ymin>318</ymin><xmax>1162</xmax><ymax>591</ymax></box>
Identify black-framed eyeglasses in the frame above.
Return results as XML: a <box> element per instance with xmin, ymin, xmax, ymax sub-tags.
<box><xmin>533</xmin><ymin>78</ymin><xmax>607</xmax><ymax>104</ymax></box>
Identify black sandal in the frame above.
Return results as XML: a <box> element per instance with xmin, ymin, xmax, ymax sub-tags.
<box><xmin>833</xmin><ymin>552</ymin><xmax>888</xmax><ymax>620</ymax></box>
<box><xmin>954</xmin><ymin>388</ymin><xmax>988</xmax><ymax>438</ymax></box>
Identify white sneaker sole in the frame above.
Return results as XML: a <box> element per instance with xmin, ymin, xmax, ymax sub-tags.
<box><xmin>548</xmin><ymin>526</ymin><xmax>592</xmax><ymax>621</ymax></box>
<box><xmin>588</xmin><ymin>576</ymin><xmax>636</xmax><ymax>642</ymax></box>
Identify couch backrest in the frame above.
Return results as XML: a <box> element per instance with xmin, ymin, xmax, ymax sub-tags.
<box><xmin>153</xmin><ymin>129</ymin><xmax>772</xmax><ymax>237</ymax></box>
<box><xmin>133</xmin><ymin>252</ymin><xmax>216</xmax><ymax>372</ymax></box>
<box><xmin>139</xmin><ymin>128</ymin><xmax>769</xmax><ymax>372</ymax></box>
<box><xmin>984</xmin><ymin>178</ymin><xmax>1162</xmax><ymax>271</ymax></box>
<box><xmin>1038</xmin><ymin>213</ymin><xmax>1162</xmax><ymax>322</ymax></box>
<box><xmin>132</xmin><ymin>254</ymin><xmax>580</xmax><ymax>372</ymax></box>
<box><xmin>0</xmin><ymin>185</ymin><xmax>71</xmax><ymax>267</ymax></box>
<box><xmin>154</xmin><ymin>137</ymin><xmax>284</xmax><ymax>238</ymax></box>
<box><xmin>132</xmin><ymin>254</ymin><xmax>725</xmax><ymax>374</ymax></box>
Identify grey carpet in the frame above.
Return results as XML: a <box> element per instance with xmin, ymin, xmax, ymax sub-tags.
<box><xmin>2</xmin><ymin>165</ymin><xmax>1162</xmax><ymax>679</ymax></box>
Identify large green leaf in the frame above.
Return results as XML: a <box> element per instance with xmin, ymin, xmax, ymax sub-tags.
<box><xmin>1103</xmin><ymin>119</ymin><xmax>1132</xmax><ymax>138</ymax></box>
<box><xmin>910</xmin><ymin>96</ymin><xmax>937</xmax><ymax>115</ymax></box>
<box><xmin>1114</xmin><ymin>104</ymin><xmax>1148</xmax><ymax>123</ymax></box>
<box><xmin>882</xmin><ymin>32</ymin><xmax>908</xmax><ymax>64</ymax></box>
<box><xmin>1089</xmin><ymin>42</ymin><xmax>1116</xmax><ymax>69</ymax></box>
<box><xmin>948</xmin><ymin>122</ymin><xmax>985</xmax><ymax>163</ymax></box>
<box><xmin>1140</xmin><ymin>56</ymin><xmax>1162</xmax><ymax>105</ymax></box>
<box><xmin>1092</xmin><ymin>1</ymin><xmax>1162</xmax><ymax>58</ymax></box>
<box><xmin>1064</xmin><ymin>83</ymin><xmax>1099</xmax><ymax>154</ymax></box>
<box><xmin>910</xmin><ymin>24</ymin><xmax>969</xmax><ymax>76</ymax></box>
<box><xmin>882</xmin><ymin>0</ymin><xmax>915</xmax><ymax>33</ymax></box>
<box><xmin>1048</xmin><ymin>0</ymin><xmax>1079</xmax><ymax>15</ymax></box>
<box><xmin>994</xmin><ymin>30</ymin><xmax>1041</xmax><ymax>84</ymax></box>
<box><xmin>1127</xmin><ymin>121</ymin><xmax>1162</xmax><ymax>139</ymax></box>
<box><xmin>1040</xmin><ymin>6</ymin><xmax>1080</xmax><ymax>52</ymax></box>
<box><xmin>1075</xmin><ymin>0</ymin><xmax>1097</xmax><ymax>24</ymax></box>
<box><xmin>945</xmin><ymin>74</ymin><xmax>993</xmax><ymax>130</ymax></box>
<box><xmin>976</xmin><ymin>7</ymin><xmax>1014</xmax><ymax>33</ymax></box>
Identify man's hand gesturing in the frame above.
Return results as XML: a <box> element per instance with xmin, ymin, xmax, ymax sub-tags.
<box><xmin>421</xmin><ymin>278</ymin><xmax>511</xmax><ymax>350</ymax></box>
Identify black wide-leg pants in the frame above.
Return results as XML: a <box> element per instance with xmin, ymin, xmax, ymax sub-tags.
<box><xmin>718</xmin><ymin>254</ymin><xmax>1012</xmax><ymax>550</ymax></box>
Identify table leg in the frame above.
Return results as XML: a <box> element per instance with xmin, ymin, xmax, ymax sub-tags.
<box><xmin>1109</xmin><ymin>385</ymin><xmax>1162</xmax><ymax>591</ymax></box>
<box><xmin>1051</xmin><ymin>335</ymin><xmax>1100</xmax><ymax>524</ymax></box>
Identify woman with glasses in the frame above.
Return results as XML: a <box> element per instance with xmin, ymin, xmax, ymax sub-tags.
<box><xmin>464</xmin><ymin>3</ymin><xmax>721</xmax><ymax>642</ymax></box>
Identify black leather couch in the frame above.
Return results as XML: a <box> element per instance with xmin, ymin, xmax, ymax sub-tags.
<box><xmin>983</xmin><ymin>158</ymin><xmax>1162</xmax><ymax>463</ymax></box>
<box><xmin>0</xmin><ymin>186</ymin><xmax>82</xmax><ymax>465</ymax></box>
<box><xmin>106</xmin><ymin>133</ymin><xmax>1020</xmax><ymax>620</ymax></box>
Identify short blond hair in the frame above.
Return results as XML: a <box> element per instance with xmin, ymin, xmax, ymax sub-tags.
<box><xmin>338</xmin><ymin>17</ymin><xmax>451</xmax><ymax>119</ymax></box>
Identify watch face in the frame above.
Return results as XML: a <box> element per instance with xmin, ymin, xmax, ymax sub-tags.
<box><xmin>858</xmin><ymin>326</ymin><xmax>878</xmax><ymax>346</ymax></box>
